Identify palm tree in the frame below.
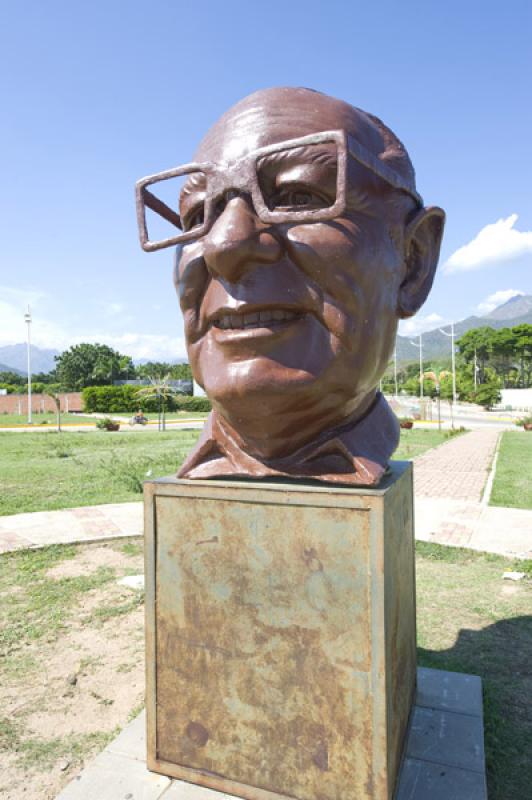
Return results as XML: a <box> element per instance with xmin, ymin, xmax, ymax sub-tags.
<box><xmin>45</xmin><ymin>389</ymin><xmax>62</xmax><ymax>432</ymax></box>
<box><xmin>135</xmin><ymin>375</ymin><xmax>179</xmax><ymax>431</ymax></box>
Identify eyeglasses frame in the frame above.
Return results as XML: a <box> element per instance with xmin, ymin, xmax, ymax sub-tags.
<box><xmin>135</xmin><ymin>129</ymin><xmax>423</xmax><ymax>253</ymax></box>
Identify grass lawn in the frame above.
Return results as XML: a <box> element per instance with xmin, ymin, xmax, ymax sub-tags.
<box><xmin>142</xmin><ymin>411</ymin><xmax>209</xmax><ymax>420</ymax></box>
<box><xmin>0</xmin><ymin>430</ymin><xmax>201</xmax><ymax>516</ymax></box>
<box><xmin>393</xmin><ymin>427</ymin><xmax>462</xmax><ymax>460</ymax></box>
<box><xmin>0</xmin><ymin>427</ymin><xmax>458</xmax><ymax>516</ymax></box>
<box><xmin>490</xmin><ymin>431</ymin><xmax>532</xmax><ymax>509</ymax></box>
<box><xmin>0</xmin><ymin>413</ymin><xmax>96</xmax><ymax>427</ymax></box>
<box><xmin>416</xmin><ymin>542</ymin><xmax>532</xmax><ymax>799</ymax></box>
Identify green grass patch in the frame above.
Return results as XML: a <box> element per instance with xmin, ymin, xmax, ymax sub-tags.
<box><xmin>117</xmin><ymin>540</ymin><xmax>143</xmax><ymax>557</ymax></box>
<box><xmin>416</xmin><ymin>542</ymin><xmax>532</xmax><ymax>798</ymax></box>
<box><xmin>8</xmin><ymin>724</ymin><xmax>118</xmax><ymax>770</ymax></box>
<box><xmin>0</xmin><ymin>429</ymin><xmax>200</xmax><ymax>515</ymax></box>
<box><xmin>0</xmin><ymin>412</ymin><xmax>96</xmax><ymax>426</ymax></box>
<box><xmin>393</xmin><ymin>427</ymin><xmax>462</xmax><ymax>461</ymax></box>
<box><xmin>142</xmin><ymin>411</ymin><xmax>209</xmax><ymax>421</ymax></box>
<box><xmin>490</xmin><ymin>431</ymin><xmax>532</xmax><ymax>509</ymax></box>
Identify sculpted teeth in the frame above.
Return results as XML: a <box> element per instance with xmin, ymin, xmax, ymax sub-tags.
<box><xmin>213</xmin><ymin>309</ymin><xmax>301</xmax><ymax>330</ymax></box>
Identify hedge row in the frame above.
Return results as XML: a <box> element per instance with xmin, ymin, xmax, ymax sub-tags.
<box><xmin>82</xmin><ymin>385</ymin><xmax>211</xmax><ymax>413</ymax></box>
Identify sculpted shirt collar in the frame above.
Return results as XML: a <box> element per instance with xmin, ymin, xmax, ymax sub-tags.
<box><xmin>178</xmin><ymin>393</ymin><xmax>400</xmax><ymax>487</ymax></box>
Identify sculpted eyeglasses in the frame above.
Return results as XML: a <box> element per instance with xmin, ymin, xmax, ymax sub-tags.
<box><xmin>135</xmin><ymin>129</ymin><xmax>423</xmax><ymax>253</ymax></box>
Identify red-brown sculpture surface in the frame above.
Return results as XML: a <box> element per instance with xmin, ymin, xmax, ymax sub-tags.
<box><xmin>136</xmin><ymin>87</ymin><xmax>445</xmax><ymax>485</ymax></box>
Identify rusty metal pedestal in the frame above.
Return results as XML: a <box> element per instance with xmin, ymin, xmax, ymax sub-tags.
<box><xmin>144</xmin><ymin>462</ymin><xmax>416</xmax><ymax>800</ymax></box>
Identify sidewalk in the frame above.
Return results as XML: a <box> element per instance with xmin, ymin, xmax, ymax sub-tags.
<box><xmin>0</xmin><ymin>502</ymin><xmax>142</xmax><ymax>554</ymax></box>
<box><xmin>0</xmin><ymin>430</ymin><xmax>531</xmax><ymax>558</ymax></box>
<box><xmin>413</xmin><ymin>428</ymin><xmax>532</xmax><ymax>558</ymax></box>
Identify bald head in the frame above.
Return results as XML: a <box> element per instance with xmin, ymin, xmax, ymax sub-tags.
<box><xmin>195</xmin><ymin>87</ymin><xmax>416</xmax><ymax>194</ymax></box>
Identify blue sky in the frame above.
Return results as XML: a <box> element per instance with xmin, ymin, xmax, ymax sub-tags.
<box><xmin>1</xmin><ymin>0</ymin><xmax>531</xmax><ymax>360</ymax></box>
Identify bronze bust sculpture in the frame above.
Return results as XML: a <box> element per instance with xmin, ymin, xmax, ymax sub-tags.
<box><xmin>136</xmin><ymin>87</ymin><xmax>444</xmax><ymax>485</ymax></box>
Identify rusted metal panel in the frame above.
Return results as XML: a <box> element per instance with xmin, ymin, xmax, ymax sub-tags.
<box><xmin>383</xmin><ymin>468</ymin><xmax>417</xmax><ymax>791</ymax></box>
<box><xmin>144</xmin><ymin>461</ymin><xmax>414</xmax><ymax>800</ymax></box>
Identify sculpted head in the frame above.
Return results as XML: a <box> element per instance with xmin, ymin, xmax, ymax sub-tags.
<box><xmin>136</xmin><ymin>87</ymin><xmax>445</xmax><ymax>482</ymax></box>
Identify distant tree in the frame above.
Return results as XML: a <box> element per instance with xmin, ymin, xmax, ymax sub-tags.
<box><xmin>470</xmin><ymin>370</ymin><xmax>501</xmax><ymax>409</ymax></box>
<box><xmin>135</xmin><ymin>361</ymin><xmax>193</xmax><ymax>381</ymax></box>
<box><xmin>512</xmin><ymin>323</ymin><xmax>532</xmax><ymax>387</ymax></box>
<box><xmin>0</xmin><ymin>371</ymin><xmax>25</xmax><ymax>385</ymax></box>
<box><xmin>135</xmin><ymin>361</ymin><xmax>173</xmax><ymax>380</ymax></box>
<box><xmin>457</xmin><ymin>327</ymin><xmax>495</xmax><ymax>383</ymax></box>
<box><xmin>169</xmin><ymin>363</ymin><xmax>193</xmax><ymax>380</ymax></box>
<box><xmin>32</xmin><ymin>370</ymin><xmax>57</xmax><ymax>384</ymax></box>
<box><xmin>55</xmin><ymin>343</ymin><xmax>134</xmax><ymax>390</ymax></box>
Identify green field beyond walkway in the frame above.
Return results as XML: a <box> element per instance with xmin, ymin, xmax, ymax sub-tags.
<box><xmin>0</xmin><ymin>412</ymin><xmax>96</xmax><ymax>427</ymax></box>
<box><xmin>490</xmin><ymin>431</ymin><xmax>532</xmax><ymax>509</ymax></box>
<box><xmin>393</xmin><ymin>427</ymin><xmax>456</xmax><ymax>461</ymax></box>
<box><xmin>0</xmin><ymin>428</ymin><xmax>452</xmax><ymax>516</ymax></box>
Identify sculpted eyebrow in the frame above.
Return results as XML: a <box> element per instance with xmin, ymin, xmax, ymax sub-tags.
<box><xmin>257</xmin><ymin>144</ymin><xmax>338</xmax><ymax>170</ymax></box>
<box><xmin>180</xmin><ymin>172</ymin><xmax>207</xmax><ymax>202</ymax></box>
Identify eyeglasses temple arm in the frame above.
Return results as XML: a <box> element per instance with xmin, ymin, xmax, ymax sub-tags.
<box><xmin>346</xmin><ymin>136</ymin><xmax>423</xmax><ymax>207</ymax></box>
<box><xmin>142</xmin><ymin>187</ymin><xmax>183</xmax><ymax>230</ymax></box>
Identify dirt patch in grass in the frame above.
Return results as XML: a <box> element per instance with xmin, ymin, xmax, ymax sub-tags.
<box><xmin>0</xmin><ymin>539</ymin><xmax>145</xmax><ymax>800</ymax></box>
<box><xmin>45</xmin><ymin>545</ymin><xmax>134</xmax><ymax>580</ymax></box>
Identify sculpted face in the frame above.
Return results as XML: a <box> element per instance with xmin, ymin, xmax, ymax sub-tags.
<box><xmin>136</xmin><ymin>88</ymin><xmax>444</xmax><ymax>464</ymax></box>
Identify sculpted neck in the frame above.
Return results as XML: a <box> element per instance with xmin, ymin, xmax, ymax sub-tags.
<box><xmin>213</xmin><ymin>389</ymin><xmax>378</xmax><ymax>461</ymax></box>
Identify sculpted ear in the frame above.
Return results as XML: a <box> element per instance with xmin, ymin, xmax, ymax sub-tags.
<box><xmin>397</xmin><ymin>206</ymin><xmax>445</xmax><ymax>318</ymax></box>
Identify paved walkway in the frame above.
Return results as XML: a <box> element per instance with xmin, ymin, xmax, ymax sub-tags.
<box><xmin>0</xmin><ymin>430</ymin><xmax>530</xmax><ymax>559</ymax></box>
<box><xmin>414</xmin><ymin>428</ymin><xmax>500</xmax><ymax>500</ymax></box>
<box><xmin>0</xmin><ymin>502</ymin><xmax>142</xmax><ymax>554</ymax></box>
<box><xmin>414</xmin><ymin>428</ymin><xmax>532</xmax><ymax>558</ymax></box>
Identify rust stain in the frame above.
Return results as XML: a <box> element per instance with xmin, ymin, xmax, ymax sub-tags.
<box><xmin>186</xmin><ymin>721</ymin><xmax>209</xmax><ymax>747</ymax></box>
<box><xmin>312</xmin><ymin>741</ymin><xmax>329</xmax><ymax>771</ymax></box>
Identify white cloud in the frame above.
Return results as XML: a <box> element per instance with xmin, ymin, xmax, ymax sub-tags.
<box><xmin>476</xmin><ymin>289</ymin><xmax>524</xmax><ymax>316</ymax></box>
<box><xmin>0</xmin><ymin>286</ymin><xmax>63</xmax><ymax>348</ymax></box>
<box><xmin>444</xmin><ymin>214</ymin><xmax>532</xmax><ymax>273</ymax></box>
<box><xmin>399</xmin><ymin>313</ymin><xmax>446</xmax><ymax>337</ymax></box>
<box><xmin>81</xmin><ymin>332</ymin><xmax>187</xmax><ymax>361</ymax></box>
<box><xmin>0</xmin><ymin>289</ymin><xmax>187</xmax><ymax>360</ymax></box>
<box><xmin>105</xmin><ymin>302</ymin><xmax>125</xmax><ymax>315</ymax></box>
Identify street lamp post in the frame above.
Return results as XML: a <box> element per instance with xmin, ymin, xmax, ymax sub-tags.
<box><xmin>408</xmin><ymin>334</ymin><xmax>423</xmax><ymax>400</ymax></box>
<box><xmin>439</xmin><ymin>322</ymin><xmax>457</xmax><ymax>404</ymax></box>
<box><xmin>24</xmin><ymin>306</ymin><xmax>32</xmax><ymax>424</ymax></box>
<box><xmin>393</xmin><ymin>345</ymin><xmax>398</xmax><ymax>397</ymax></box>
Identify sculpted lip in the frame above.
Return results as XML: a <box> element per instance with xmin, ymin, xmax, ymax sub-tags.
<box><xmin>208</xmin><ymin>306</ymin><xmax>308</xmax><ymax>331</ymax></box>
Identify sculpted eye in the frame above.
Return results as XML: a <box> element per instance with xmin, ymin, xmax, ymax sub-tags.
<box><xmin>183</xmin><ymin>204</ymin><xmax>205</xmax><ymax>232</ymax></box>
<box><xmin>271</xmin><ymin>185</ymin><xmax>329</xmax><ymax>211</ymax></box>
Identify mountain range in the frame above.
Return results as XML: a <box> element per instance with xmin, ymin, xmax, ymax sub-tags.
<box><xmin>396</xmin><ymin>294</ymin><xmax>532</xmax><ymax>363</ymax></box>
<box><xmin>1</xmin><ymin>295</ymin><xmax>531</xmax><ymax>373</ymax></box>
<box><xmin>0</xmin><ymin>344</ymin><xmax>60</xmax><ymax>374</ymax></box>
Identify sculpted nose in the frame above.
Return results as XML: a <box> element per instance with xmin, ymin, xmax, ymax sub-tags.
<box><xmin>202</xmin><ymin>196</ymin><xmax>282</xmax><ymax>282</ymax></box>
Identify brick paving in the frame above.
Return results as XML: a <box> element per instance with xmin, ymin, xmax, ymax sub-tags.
<box><xmin>414</xmin><ymin>429</ymin><xmax>500</xmax><ymax>501</ymax></box>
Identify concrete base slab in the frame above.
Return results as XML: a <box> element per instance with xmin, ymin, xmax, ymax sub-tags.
<box><xmin>55</xmin><ymin>667</ymin><xmax>487</xmax><ymax>799</ymax></box>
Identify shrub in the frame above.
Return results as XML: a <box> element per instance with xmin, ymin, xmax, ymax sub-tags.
<box><xmin>82</xmin><ymin>385</ymin><xmax>211</xmax><ymax>414</ymax></box>
<box><xmin>515</xmin><ymin>415</ymin><xmax>532</xmax><ymax>427</ymax></box>
<box><xmin>95</xmin><ymin>417</ymin><xmax>120</xmax><ymax>431</ymax></box>
<box><xmin>399</xmin><ymin>417</ymin><xmax>414</xmax><ymax>429</ymax></box>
